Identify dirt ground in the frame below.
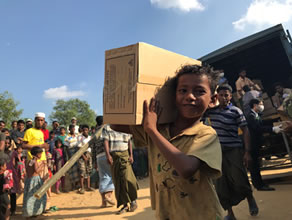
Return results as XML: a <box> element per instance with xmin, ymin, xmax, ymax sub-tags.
<box><xmin>11</xmin><ymin>171</ymin><xmax>292</xmax><ymax>220</ymax></box>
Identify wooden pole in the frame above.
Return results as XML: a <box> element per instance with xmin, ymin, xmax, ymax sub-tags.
<box><xmin>34</xmin><ymin>125</ymin><xmax>104</xmax><ymax>199</ymax></box>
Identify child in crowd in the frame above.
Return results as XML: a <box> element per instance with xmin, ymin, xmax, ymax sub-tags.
<box><xmin>7</xmin><ymin>145</ymin><xmax>26</xmax><ymax>215</ymax></box>
<box><xmin>22</xmin><ymin>146</ymin><xmax>47</xmax><ymax>218</ymax></box>
<box><xmin>111</xmin><ymin>64</ymin><xmax>224</xmax><ymax>219</ymax></box>
<box><xmin>57</xmin><ymin>127</ymin><xmax>67</xmax><ymax>145</ymax></box>
<box><xmin>4</xmin><ymin>137</ymin><xmax>13</xmax><ymax>156</ymax></box>
<box><xmin>47</xmin><ymin>131</ymin><xmax>56</xmax><ymax>154</ymax></box>
<box><xmin>77</xmin><ymin>125</ymin><xmax>93</xmax><ymax>194</ymax></box>
<box><xmin>0</xmin><ymin>159</ymin><xmax>11</xmax><ymax>220</ymax></box>
<box><xmin>64</xmin><ymin>125</ymin><xmax>79</xmax><ymax>190</ymax></box>
<box><xmin>53</xmin><ymin>139</ymin><xmax>65</xmax><ymax>194</ymax></box>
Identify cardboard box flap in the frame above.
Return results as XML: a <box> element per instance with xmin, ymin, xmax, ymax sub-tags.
<box><xmin>138</xmin><ymin>42</ymin><xmax>201</xmax><ymax>85</ymax></box>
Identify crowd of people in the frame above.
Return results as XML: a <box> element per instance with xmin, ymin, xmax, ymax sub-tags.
<box><xmin>0</xmin><ymin>65</ymin><xmax>292</xmax><ymax>220</ymax></box>
<box><xmin>0</xmin><ymin>114</ymin><xmax>139</xmax><ymax>219</ymax></box>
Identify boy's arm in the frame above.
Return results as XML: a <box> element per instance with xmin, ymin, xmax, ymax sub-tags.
<box><xmin>144</xmin><ymin>99</ymin><xmax>201</xmax><ymax>179</ymax></box>
<box><xmin>241</xmin><ymin>126</ymin><xmax>252</xmax><ymax>167</ymax></box>
<box><xmin>128</xmin><ymin>139</ymin><xmax>134</xmax><ymax>164</ymax></box>
<box><xmin>104</xmin><ymin>139</ymin><xmax>113</xmax><ymax>165</ymax></box>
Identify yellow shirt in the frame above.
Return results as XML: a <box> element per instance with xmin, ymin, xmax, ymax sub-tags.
<box><xmin>130</xmin><ymin>122</ymin><xmax>223</xmax><ymax>220</ymax></box>
<box><xmin>23</xmin><ymin>128</ymin><xmax>46</xmax><ymax>161</ymax></box>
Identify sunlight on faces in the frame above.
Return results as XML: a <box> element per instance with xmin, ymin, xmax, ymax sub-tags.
<box><xmin>175</xmin><ymin>74</ymin><xmax>212</xmax><ymax>120</ymax></box>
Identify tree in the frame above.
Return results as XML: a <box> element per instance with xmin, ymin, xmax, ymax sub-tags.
<box><xmin>0</xmin><ymin>91</ymin><xmax>23</xmax><ymax>127</ymax></box>
<box><xmin>49</xmin><ymin>99</ymin><xmax>97</xmax><ymax>127</ymax></box>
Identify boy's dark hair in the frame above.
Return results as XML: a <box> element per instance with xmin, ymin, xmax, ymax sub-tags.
<box><xmin>82</xmin><ymin>124</ymin><xmax>89</xmax><ymax>130</ymax></box>
<box><xmin>31</xmin><ymin>146</ymin><xmax>43</xmax><ymax>156</ymax></box>
<box><xmin>17</xmin><ymin>120</ymin><xmax>25</xmax><ymax>125</ymax></box>
<box><xmin>0</xmin><ymin>120</ymin><xmax>5</xmax><ymax>124</ymax></box>
<box><xmin>55</xmin><ymin>139</ymin><xmax>62</xmax><ymax>146</ymax></box>
<box><xmin>243</xmin><ymin>85</ymin><xmax>251</xmax><ymax>93</ymax></box>
<box><xmin>217</xmin><ymin>84</ymin><xmax>233</xmax><ymax>93</ymax></box>
<box><xmin>91</xmin><ymin>126</ymin><xmax>95</xmax><ymax>130</ymax></box>
<box><xmin>96</xmin><ymin>116</ymin><xmax>103</xmax><ymax>126</ymax></box>
<box><xmin>0</xmin><ymin>158</ymin><xmax>6</xmax><ymax>167</ymax></box>
<box><xmin>69</xmin><ymin>124</ymin><xmax>75</xmax><ymax>130</ymax></box>
<box><xmin>273</xmin><ymin>82</ymin><xmax>283</xmax><ymax>89</ymax></box>
<box><xmin>59</xmin><ymin>126</ymin><xmax>66</xmax><ymax>130</ymax></box>
<box><xmin>174</xmin><ymin>64</ymin><xmax>221</xmax><ymax>94</ymax></box>
<box><xmin>249</xmin><ymin>98</ymin><xmax>261</xmax><ymax>108</ymax></box>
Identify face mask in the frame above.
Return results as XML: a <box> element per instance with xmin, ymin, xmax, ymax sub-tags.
<box><xmin>257</xmin><ymin>104</ymin><xmax>264</xmax><ymax>113</ymax></box>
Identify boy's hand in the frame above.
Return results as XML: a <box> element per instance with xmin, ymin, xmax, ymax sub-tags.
<box><xmin>243</xmin><ymin>151</ymin><xmax>252</xmax><ymax>168</ymax></box>
<box><xmin>143</xmin><ymin>98</ymin><xmax>162</xmax><ymax>134</ymax></box>
<box><xmin>128</xmin><ymin>156</ymin><xmax>134</xmax><ymax>164</ymax></box>
<box><xmin>107</xmin><ymin>155</ymin><xmax>113</xmax><ymax>165</ymax></box>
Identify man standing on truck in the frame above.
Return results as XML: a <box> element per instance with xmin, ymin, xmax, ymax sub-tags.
<box><xmin>235</xmin><ymin>70</ymin><xmax>261</xmax><ymax>107</ymax></box>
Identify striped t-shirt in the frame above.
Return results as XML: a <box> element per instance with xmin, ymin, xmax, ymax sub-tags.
<box><xmin>101</xmin><ymin>125</ymin><xmax>132</xmax><ymax>152</ymax></box>
<box><xmin>205</xmin><ymin>104</ymin><xmax>247</xmax><ymax>148</ymax></box>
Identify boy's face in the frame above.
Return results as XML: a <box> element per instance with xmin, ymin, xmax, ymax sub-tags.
<box><xmin>60</xmin><ymin>128</ymin><xmax>66</xmax><ymax>135</ymax></box>
<box><xmin>176</xmin><ymin>74</ymin><xmax>212</xmax><ymax>120</ymax></box>
<box><xmin>83</xmin><ymin>128</ymin><xmax>89</xmax><ymax>136</ymax></box>
<box><xmin>18</xmin><ymin>123</ymin><xmax>25</xmax><ymax>131</ymax></box>
<box><xmin>69</xmin><ymin>127</ymin><xmax>75</xmax><ymax>134</ymax></box>
<box><xmin>217</xmin><ymin>90</ymin><xmax>232</xmax><ymax>107</ymax></box>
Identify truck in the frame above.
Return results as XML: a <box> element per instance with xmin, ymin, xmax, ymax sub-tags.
<box><xmin>199</xmin><ymin>24</ymin><xmax>292</xmax><ymax>169</ymax></box>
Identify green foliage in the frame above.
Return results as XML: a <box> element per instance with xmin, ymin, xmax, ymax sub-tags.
<box><xmin>0</xmin><ymin>91</ymin><xmax>23</xmax><ymax>127</ymax></box>
<box><xmin>49</xmin><ymin>99</ymin><xmax>97</xmax><ymax>127</ymax></box>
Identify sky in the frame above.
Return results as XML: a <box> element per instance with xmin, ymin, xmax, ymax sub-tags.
<box><xmin>2</xmin><ymin>0</ymin><xmax>292</xmax><ymax>121</ymax></box>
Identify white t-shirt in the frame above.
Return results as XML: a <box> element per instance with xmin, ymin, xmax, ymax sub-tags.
<box><xmin>77</xmin><ymin>135</ymin><xmax>91</xmax><ymax>152</ymax></box>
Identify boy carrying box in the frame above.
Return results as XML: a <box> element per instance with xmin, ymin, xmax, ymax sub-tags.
<box><xmin>111</xmin><ymin>64</ymin><xmax>224</xmax><ymax>220</ymax></box>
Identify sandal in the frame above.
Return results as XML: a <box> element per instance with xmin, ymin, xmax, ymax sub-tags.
<box><xmin>78</xmin><ymin>188</ymin><xmax>85</xmax><ymax>194</ymax></box>
<box><xmin>129</xmin><ymin>201</ymin><xmax>138</xmax><ymax>212</ymax></box>
<box><xmin>116</xmin><ymin>206</ymin><xmax>129</xmax><ymax>215</ymax></box>
<box><xmin>49</xmin><ymin>206</ymin><xmax>59</xmax><ymax>212</ymax></box>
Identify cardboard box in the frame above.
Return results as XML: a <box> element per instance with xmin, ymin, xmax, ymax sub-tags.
<box><xmin>103</xmin><ymin>42</ymin><xmax>201</xmax><ymax>125</ymax></box>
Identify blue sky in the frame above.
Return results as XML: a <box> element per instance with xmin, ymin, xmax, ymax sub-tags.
<box><xmin>1</xmin><ymin>0</ymin><xmax>292</xmax><ymax>121</ymax></box>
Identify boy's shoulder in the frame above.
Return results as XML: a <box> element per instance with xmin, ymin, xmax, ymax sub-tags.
<box><xmin>184</xmin><ymin>122</ymin><xmax>217</xmax><ymax>137</ymax></box>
